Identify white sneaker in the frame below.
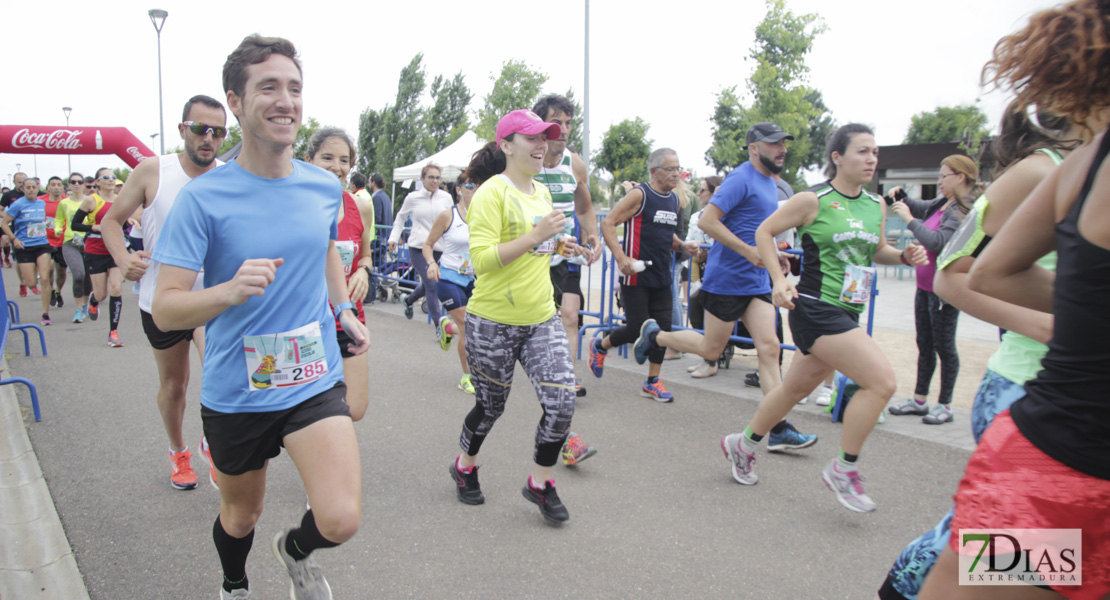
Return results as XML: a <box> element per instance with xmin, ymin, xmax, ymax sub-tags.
<box><xmin>814</xmin><ymin>384</ymin><xmax>834</xmax><ymax>407</ymax></box>
<box><xmin>690</xmin><ymin>361</ymin><xmax>718</xmax><ymax>379</ymax></box>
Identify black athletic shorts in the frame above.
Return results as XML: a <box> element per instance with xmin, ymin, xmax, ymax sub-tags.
<box><xmin>13</xmin><ymin>244</ymin><xmax>51</xmax><ymax>264</ymax></box>
<box><xmin>84</xmin><ymin>252</ymin><xmax>116</xmax><ymax>275</ymax></box>
<box><xmin>701</xmin><ymin>290</ymin><xmax>773</xmax><ymax>323</ymax></box>
<box><xmin>200</xmin><ymin>381</ymin><xmax>350</xmax><ymax>476</ymax></box>
<box><xmin>787</xmin><ymin>295</ymin><xmax>860</xmax><ymax>355</ymax></box>
<box><xmin>140</xmin><ymin>309</ymin><xmax>195</xmax><ymax>350</ymax></box>
<box><xmin>551</xmin><ymin>261</ymin><xmax>582</xmax><ymax>306</ymax></box>
<box><xmin>50</xmin><ymin>245</ymin><xmax>66</xmax><ymax>267</ymax></box>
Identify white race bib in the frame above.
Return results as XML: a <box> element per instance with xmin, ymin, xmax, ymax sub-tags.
<box><xmin>840</xmin><ymin>265</ymin><xmax>875</xmax><ymax>305</ymax></box>
<box><xmin>243</xmin><ymin>322</ymin><xmax>328</xmax><ymax>391</ymax></box>
<box><xmin>27</xmin><ymin>220</ymin><xmax>47</xmax><ymax>239</ymax></box>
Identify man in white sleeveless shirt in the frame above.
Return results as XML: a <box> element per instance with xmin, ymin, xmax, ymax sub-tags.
<box><xmin>102</xmin><ymin>95</ymin><xmax>228</xmax><ymax>491</ymax></box>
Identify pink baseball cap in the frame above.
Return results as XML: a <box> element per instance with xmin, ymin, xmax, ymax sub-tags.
<box><xmin>495</xmin><ymin>109</ymin><xmax>562</xmax><ymax>145</ymax></box>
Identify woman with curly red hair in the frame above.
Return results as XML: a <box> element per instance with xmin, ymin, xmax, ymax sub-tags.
<box><xmin>919</xmin><ymin>1</ymin><xmax>1110</xmax><ymax>598</ymax></box>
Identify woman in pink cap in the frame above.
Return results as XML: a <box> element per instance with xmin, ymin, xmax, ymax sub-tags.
<box><xmin>448</xmin><ymin>109</ymin><xmax>583</xmax><ymax>524</ymax></box>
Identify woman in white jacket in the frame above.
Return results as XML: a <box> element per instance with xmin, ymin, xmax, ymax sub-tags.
<box><xmin>388</xmin><ymin>163</ymin><xmax>453</xmax><ymax>329</ymax></box>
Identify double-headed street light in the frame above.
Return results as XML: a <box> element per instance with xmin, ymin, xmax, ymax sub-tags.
<box><xmin>148</xmin><ymin>9</ymin><xmax>169</xmax><ymax>156</ymax></box>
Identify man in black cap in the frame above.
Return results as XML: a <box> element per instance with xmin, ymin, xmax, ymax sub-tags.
<box><xmin>647</xmin><ymin>121</ymin><xmax>817</xmax><ymax>451</ymax></box>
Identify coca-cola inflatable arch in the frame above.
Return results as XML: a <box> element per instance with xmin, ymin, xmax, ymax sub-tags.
<box><xmin>0</xmin><ymin>125</ymin><xmax>156</xmax><ymax>168</ymax></box>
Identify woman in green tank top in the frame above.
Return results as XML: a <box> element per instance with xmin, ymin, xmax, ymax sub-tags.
<box><xmin>719</xmin><ymin>124</ymin><xmax>928</xmax><ymax>514</ymax></box>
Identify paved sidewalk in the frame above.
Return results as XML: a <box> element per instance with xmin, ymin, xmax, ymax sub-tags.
<box><xmin>0</xmin><ymin>358</ymin><xmax>90</xmax><ymax>600</ymax></box>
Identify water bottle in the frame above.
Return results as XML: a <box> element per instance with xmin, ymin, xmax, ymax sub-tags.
<box><xmin>631</xmin><ymin>259</ymin><xmax>653</xmax><ymax>273</ymax></box>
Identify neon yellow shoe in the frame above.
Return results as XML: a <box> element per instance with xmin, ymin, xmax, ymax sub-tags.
<box><xmin>458</xmin><ymin>373</ymin><xmax>475</xmax><ymax>394</ymax></box>
<box><xmin>437</xmin><ymin>316</ymin><xmax>454</xmax><ymax>351</ymax></box>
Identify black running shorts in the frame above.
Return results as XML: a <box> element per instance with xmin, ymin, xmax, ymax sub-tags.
<box><xmin>200</xmin><ymin>382</ymin><xmax>350</xmax><ymax>476</ymax></box>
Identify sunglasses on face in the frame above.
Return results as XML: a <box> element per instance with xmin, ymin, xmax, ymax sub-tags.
<box><xmin>99</xmin><ymin>175</ymin><xmax>116</xmax><ymax>181</ymax></box>
<box><xmin>69</xmin><ymin>179</ymin><xmax>82</xmax><ymax>185</ymax></box>
<box><xmin>183</xmin><ymin>121</ymin><xmax>228</xmax><ymax>138</ymax></box>
<box><xmin>462</xmin><ymin>183</ymin><xmax>476</xmax><ymax>189</ymax></box>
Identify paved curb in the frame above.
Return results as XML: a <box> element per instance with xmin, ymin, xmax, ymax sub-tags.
<box><xmin>0</xmin><ymin>358</ymin><xmax>91</xmax><ymax>600</ymax></box>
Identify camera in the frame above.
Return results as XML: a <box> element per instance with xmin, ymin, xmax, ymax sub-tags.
<box><xmin>884</xmin><ymin>187</ymin><xmax>907</xmax><ymax>206</ymax></box>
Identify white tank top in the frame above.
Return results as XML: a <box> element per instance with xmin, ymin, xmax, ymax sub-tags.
<box><xmin>137</xmin><ymin>154</ymin><xmax>222</xmax><ymax>313</ymax></box>
<box><xmin>438</xmin><ymin>206</ymin><xmax>473</xmax><ymax>275</ymax></box>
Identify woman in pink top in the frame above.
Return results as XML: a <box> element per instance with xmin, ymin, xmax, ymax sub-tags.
<box><xmin>886</xmin><ymin>155</ymin><xmax>980</xmax><ymax>424</ymax></box>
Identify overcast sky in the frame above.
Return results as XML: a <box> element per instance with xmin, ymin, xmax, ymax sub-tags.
<box><xmin>2</xmin><ymin>0</ymin><xmax>1055</xmax><ymax>189</ymax></box>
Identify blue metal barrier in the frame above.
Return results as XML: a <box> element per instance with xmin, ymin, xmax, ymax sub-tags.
<box><xmin>0</xmin><ymin>268</ymin><xmax>44</xmax><ymax>421</ymax></box>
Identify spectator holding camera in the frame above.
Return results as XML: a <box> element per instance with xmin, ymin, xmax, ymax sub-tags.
<box><xmin>886</xmin><ymin>155</ymin><xmax>980</xmax><ymax>424</ymax></box>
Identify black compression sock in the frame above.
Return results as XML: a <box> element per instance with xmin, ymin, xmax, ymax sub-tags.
<box><xmin>648</xmin><ymin>330</ymin><xmax>661</xmax><ymax>348</ymax></box>
<box><xmin>212</xmin><ymin>517</ymin><xmax>252</xmax><ymax>592</ymax></box>
<box><xmin>109</xmin><ymin>295</ymin><xmax>122</xmax><ymax>330</ymax></box>
<box><xmin>285</xmin><ymin>510</ymin><xmax>340</xmax><ymax>560</ymax></box>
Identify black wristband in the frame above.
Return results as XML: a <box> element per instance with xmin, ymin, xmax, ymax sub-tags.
<box><xmin>361</xmin><ymin>265</ymin><xmax>372</xmax><ymax>278</ymax></box>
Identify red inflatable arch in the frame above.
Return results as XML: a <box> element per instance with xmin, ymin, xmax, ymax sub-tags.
<box><xmin>0</xmin><ymin>125</ymin><xmax>156</xmax><ymax>168</ymax></box>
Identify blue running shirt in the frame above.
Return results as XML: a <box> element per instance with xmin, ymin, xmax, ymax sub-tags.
<box><xmin>152</xmin><ymin>159</ymin><xmax>343</xmax><ymax>413</ymax></box>
<box><xmin>700</xmin><ymin>162</ymin><xmax>778</xmax><ymax>296</ymax></box>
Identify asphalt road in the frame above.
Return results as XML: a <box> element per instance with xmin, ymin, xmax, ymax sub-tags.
<box><xmin>10</xmin><ymin>290</ymin><xmax>971</xmax><ymax>599</ymax></box>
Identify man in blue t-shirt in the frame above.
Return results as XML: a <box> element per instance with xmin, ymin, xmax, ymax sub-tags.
<box><xmin>646</xmin><ymin>122</ymin><xmax>817</xmax><ymax>450</ymax></box>
<box><xmin>150</xmin><ymin>35</ymin><xmax>369</xmax><ymax>600</ymax></box>
<box><xmin>0</xmin><ymin>177</ymin><xmax>54</xmax><ymax>325</ymax></box>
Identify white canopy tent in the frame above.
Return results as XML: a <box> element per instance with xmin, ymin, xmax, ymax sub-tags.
<box><xmin>391</xmin><ymin>130</ymin><xmax>485</xmax><ymax>191</ymax></box>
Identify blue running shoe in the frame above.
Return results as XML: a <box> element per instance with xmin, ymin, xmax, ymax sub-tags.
<box><xmin>767</xmin><ymin>421</ymin><xmax>818</xmax><ymax>452</ymax></box>
<box><xmin>640</xmin><ymin>378</ymin><xmax>674</xmax><ymax>402</ymax></box>
<box><xmin>633</xmin><ymin>319</ymin><xmax>660</xmax><ymax>365</ymax></box>
<box><xmin>588</xmin><ymin>332</ymin><xmax>607</xmax><ymax>378</ymax></box>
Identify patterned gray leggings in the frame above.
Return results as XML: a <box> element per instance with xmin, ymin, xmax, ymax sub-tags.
<box><xmin>459</xmin><ymin>313</ymin><xmax>576</xmax><ymax>467</ymax></box>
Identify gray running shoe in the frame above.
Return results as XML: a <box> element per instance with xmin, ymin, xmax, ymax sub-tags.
<box><xmin>220</xmin><ymin>587</ymin><xmax>251</xmax><ymax>599</ymax></box>
<box><xmin>272</xmin><ymin>530</ymin><xmax>333</xmax><ymax>600</ymax></box>
<box><xmin>922</xmin><ymin>404</ymin><xmax>954</xmax><ymax>425</ymax></box>
<box><xmin>887</xmin><ymin>398</ymin><xmax>929</xmax><ymax>416</ymax></box>
<box><xmin>821</xmin><ymin>459</ymin><xmax>876</xmax><ymax>513</ymax></box>
<box><xmin>720</xmin><ymin>433</ymin><xmax>758</xmax><ymax>485</ymax></box>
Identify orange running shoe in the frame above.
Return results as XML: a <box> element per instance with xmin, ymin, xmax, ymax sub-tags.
<box><xmin>169</xmin><ymin>448</ymin><xmax>198</xmax><ymax>490</ymax></box>
<box><xmin>108</xmin><ymin>330</ymin><xmax>123</xmax><ymax>347</ymax></box>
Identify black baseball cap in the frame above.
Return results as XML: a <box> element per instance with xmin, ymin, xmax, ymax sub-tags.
<box><xmin>747</xmin><ymin>122</ymin><xmax>795</xmax><ymax>145</ymax></box>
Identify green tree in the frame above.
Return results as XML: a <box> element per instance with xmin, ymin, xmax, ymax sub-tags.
<box><xmin>594</xmin><ymin>118</ymin><xmax>653</xmax><ymax>198</ymax></box>
<box><xmin>218</xmin><ymin>124</ymin><xmax>242</xmax><ymax>156</ymax></box>
<box><xmin>113</xmin><ymin>167</ymin><xmax>131</xmax><ymax>182</ymax></box>
<box><xmin>903</xmin><ymin>104</ymin><xmax>989</xmax><ymax>147</ymax></box>
<box><xmin>356</xmin><ymin>109</ymin><xmax>382</xmax><ymax>175</ymax></box>
<box><xmin>475</xmin><ymin>60</ymin><xmax>549</xmax><ymax>141</ymax></box>
<box><xmin>705</xmin><ymin>0</ymin><xmax>829</xmax><ymax>187</ymax></box>
<box><xmin>801</xmin><ymin>90</ymin><xmax>837</xmax><ymax>179</ymax></box>
<box><xmin>423</xmin><ymin>72</ymin><xmax>472</xmax><ymax>156</ymax></box>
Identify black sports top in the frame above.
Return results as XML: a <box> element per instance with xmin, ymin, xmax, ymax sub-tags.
<box><xmin>1011</xmin><ymin>131</ymin><xmax>1110</xmax><ymax>480</ymax></box>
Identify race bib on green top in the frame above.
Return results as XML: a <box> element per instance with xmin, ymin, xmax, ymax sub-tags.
<box><xmin>840</xmin><ymin>265</ymin><xmax>875</xmax><ymax>304</ymax></box>
<box><xmin>243</xmin><ymin>321</ymin><xmax>328</xmax><ymax>391</ymax></box>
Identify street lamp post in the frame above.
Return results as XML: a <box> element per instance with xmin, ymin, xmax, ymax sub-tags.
<box><xmin>150</xmin><ymin>133</ymin><xmax>159</xmax><ymax>150</ymax></box>
<box><xmin>62</xmin><ymin>106</ymin><xmax>72</xmax><ymax>174</ymax></box>
<box><xmin>148</xmin><ymin>9</ymin><xmax>169</xmax><ymax>156</ymax></box>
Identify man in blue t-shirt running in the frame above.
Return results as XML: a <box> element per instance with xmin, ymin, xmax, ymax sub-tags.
<box><xmin>151</xmin><ymin>35</ymin><xmax>369</xmax><ymax>600</ymax></box>
<box><xmin>645</xmin><ymin>122</ymin><xmax>817</xmax><ymax>451</ymax></box>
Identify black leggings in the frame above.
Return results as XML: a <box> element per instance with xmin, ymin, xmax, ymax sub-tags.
<box><xmin>914</xmin><ymin>288</ymin><xmax>960</xmax><ymax>405</ymax></box>
<box><xmin>608</xmin><ymin>284</ymin><xmax>672</xmax><ymax>365</ymax></box>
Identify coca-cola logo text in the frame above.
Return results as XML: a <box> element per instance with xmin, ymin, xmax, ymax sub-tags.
<box><xmin>11</xmin><ymin>128</ymin><xmax>83</xmax><ymax>150</ymax></box>
<box><xmin>126</xmin><ymin>146</ymin><xmax>147</xmax><ymax>161</ymax></box>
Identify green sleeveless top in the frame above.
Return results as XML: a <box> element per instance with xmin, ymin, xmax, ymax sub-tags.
<box><xmin>796</xmin><ymin>182</ymin><xmax>884</xmax><ymax>313</ymax></box>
